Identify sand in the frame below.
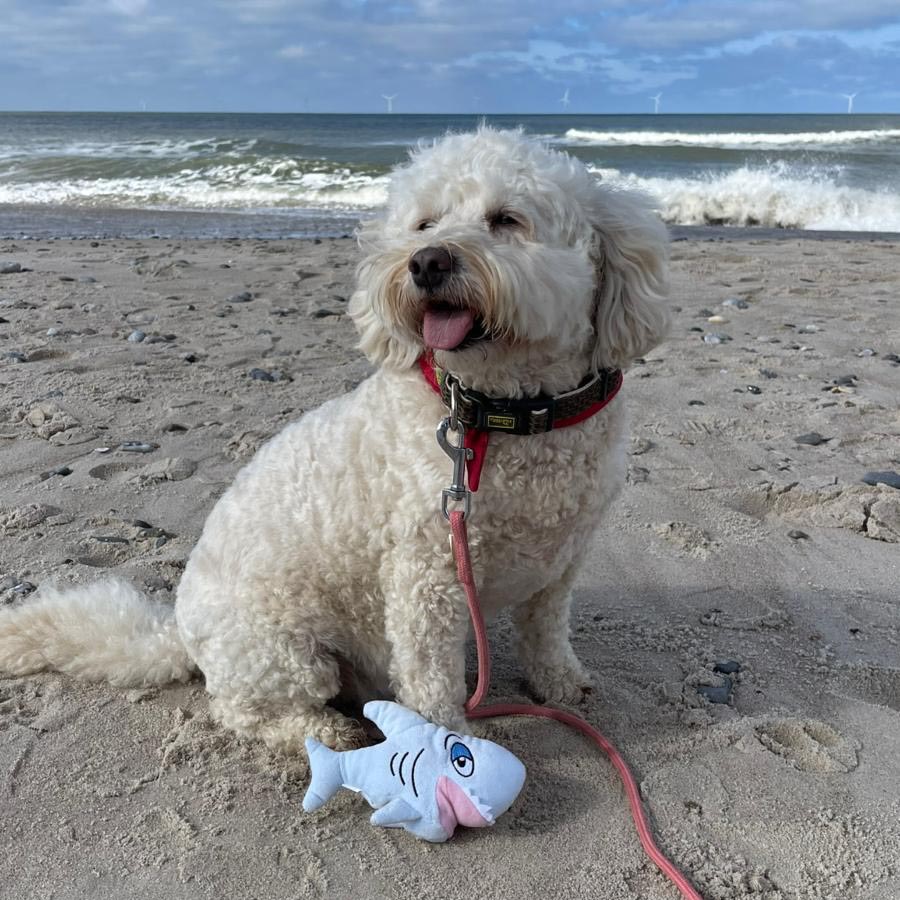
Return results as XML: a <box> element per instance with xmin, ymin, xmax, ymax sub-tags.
<box><xmin>1</xmin><ymin>234</ymin><xmax>898</xmax><ymax>900</ymax></box>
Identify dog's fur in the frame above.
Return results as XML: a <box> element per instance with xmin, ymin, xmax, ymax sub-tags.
<box><xmin>0</xmin><ymin>129</ymin><xmax>668</xmax><ymax>751</ymax></box>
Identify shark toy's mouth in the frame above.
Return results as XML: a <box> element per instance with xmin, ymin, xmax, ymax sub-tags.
<box><xmin>435</xmin><ymin>775</ymin><xmax>494</xmax><ymax>837</ymax></box>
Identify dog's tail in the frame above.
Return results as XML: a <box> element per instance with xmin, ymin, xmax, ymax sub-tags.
<box><xmin>302</xmin><ymin>739</ymin><xmax>345</xmax><ymax>811</ymax></box>
<box><xmin>0</xmin><ymin>577</ymin><xmax>195</xmax><ymax>687</ymax></box>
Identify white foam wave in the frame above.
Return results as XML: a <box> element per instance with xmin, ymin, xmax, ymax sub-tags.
<box><xmin>4</xmin><ymin>155</ymin><xmax>898</xmax><ymax>232</ymax></box>
<box><xmin>567</xmin><ymin>127</ymin><xmax>900</xmax><ymax>150</ymax></box>
<box><xmin>0</xmin><ymin>137</ymin><xmax>259</xmax><ymax>161</ymax></box>
<box><xmin>0</xmin><ymin>164</ymin><xmax>389</xmax><ymax>211</ymax></box>
<box><xmin>590</xmin><ymin>163</ymin><xmax>900</xmax><ymax>231</ymax></box>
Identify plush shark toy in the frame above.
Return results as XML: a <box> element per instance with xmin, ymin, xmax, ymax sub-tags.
<box><xmin>303</xmin><ymin>701</ymin><xmax>526</xmax><ymax>842</ymax></box>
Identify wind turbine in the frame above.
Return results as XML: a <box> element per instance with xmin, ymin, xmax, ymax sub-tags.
<box><xmin>841</xmin><ymin>93</ymin><xmax>857</xmax><ymax>114</ymax></box>
<box><xmin>382</xmin><ymin>94</ymin><xmax>397</xmax><ymax>113</ymax></box>
<box><xmin>650</xmin><ymin>93</ymin><xmax>662</xmax><ymax>114</ymax></box>
<box><xmin>560</xmin><ymin>88</ymin><xmax>571</xmax><ymax>110</ymax></box>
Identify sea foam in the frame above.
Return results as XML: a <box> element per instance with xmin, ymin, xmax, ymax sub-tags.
<box><xmin>566</xmin><ymin>128</ymin><xmax>900</xmax><ymax>150</ymax></box>
<box><xmin>591</xmin><ymin>163</ymin><xmax>900</xmax><ymax>231</ymax></box>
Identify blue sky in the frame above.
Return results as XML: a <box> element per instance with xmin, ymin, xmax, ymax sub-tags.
<box><xmin>2</xmin><ymin>0</ymin><xmax>899</xmax><ymax>113</ymax></box>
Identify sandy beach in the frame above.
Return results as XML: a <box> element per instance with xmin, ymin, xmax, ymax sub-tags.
<box><xmin>1</xmin><ymin>233</ymin><xmax>898</xmax><ymax>900</ymax></box>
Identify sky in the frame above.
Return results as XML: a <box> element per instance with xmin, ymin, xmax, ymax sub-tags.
<box><xmin>1</xmin><ymin>0</ymin><xmax>899</xmax><ymax>114</ymax></box>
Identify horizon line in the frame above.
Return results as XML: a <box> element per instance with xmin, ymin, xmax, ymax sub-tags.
<box><xmin>0</xmin><ymin>108</ymin><xmax>894</xmax><ymax>116</ymax></box>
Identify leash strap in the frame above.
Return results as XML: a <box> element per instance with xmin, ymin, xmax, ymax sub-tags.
<box><xmin>448</xmin><ymin>512</ymin><xmax>703</xmax><ymax>899</ymax></box>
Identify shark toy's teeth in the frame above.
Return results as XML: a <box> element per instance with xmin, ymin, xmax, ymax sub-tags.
<box><xmin>466</xmin><ymin>790</ymin><xmax>496</xmax><ymax>824</ymax></box>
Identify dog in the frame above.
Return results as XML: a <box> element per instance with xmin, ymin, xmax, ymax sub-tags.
<box><xmin>0</xmin><ymin>128</ymin><xmax>668</xmax><ymax>752</ymax></box>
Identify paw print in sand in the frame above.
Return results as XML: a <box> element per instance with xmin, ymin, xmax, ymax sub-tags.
<box><xmin>754</xmin><ymin>718</ymin><xmax>860</xmax><ymax>774</ymax></box>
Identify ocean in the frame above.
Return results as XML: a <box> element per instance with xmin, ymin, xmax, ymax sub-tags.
<box><xmin>1</xmin><ymin>111</ymin><xmax>899</xmax><ymax>239</ymax></box>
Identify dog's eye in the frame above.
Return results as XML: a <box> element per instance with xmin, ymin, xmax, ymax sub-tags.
<box><xmin>416</xmin><ymin>220</ymin><xmax>435</xmax><ymax>232</ymax></box>
<box><xmin>489</xmin><ymin>212</ymin><xmax>520</xmax><ymax>230</ymax></box>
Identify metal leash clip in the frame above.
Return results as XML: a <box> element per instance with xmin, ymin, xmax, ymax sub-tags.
<box><xmin>437</xmin><ymin>382</ymin><xmax>473</xmax><ymax>520</ymax></box>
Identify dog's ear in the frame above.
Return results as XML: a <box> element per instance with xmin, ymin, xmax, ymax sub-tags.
<box><xmin>586</xmin><ymin>185</ymin><xmax>670</xmax><ymax>371</ymax></box>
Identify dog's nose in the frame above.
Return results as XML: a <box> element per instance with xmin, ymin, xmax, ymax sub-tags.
<box><xmin>408</xmin><ymin>246</ymin><xmax>452</xmax><ymax>290</ymax></box>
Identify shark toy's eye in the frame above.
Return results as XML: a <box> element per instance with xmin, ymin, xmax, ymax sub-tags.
<box><xmin>449</xmin><ymin>741</ymin><xmax>475</xmax><ymax>777</ymax></box>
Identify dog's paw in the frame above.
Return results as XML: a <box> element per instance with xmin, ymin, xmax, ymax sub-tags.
<box><xmin>527</xmin><ymin>663</ymin><xmax>595</xmax><ymax>706</ymax></box>
<box><xmin>411</xmin><ymin>702</ymin><xmax>467</xmax><ymax>734</ymax></box>
<box><xmin>307</xmin><ymin>714</ymin><xmax>367</xmax><ymax>751</ymax></box>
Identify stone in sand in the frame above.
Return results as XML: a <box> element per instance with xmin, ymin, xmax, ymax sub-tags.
<box><xmin>862</xmin><ymin>471</ymin><xmax>900</xmax><ymax>490</ymax></box>
<box><xmin>698</xmin><ymin>678</ymin><xmax>733</xmax><ymax>704</ymax></box>
<box><xmin>119</xmin><ymin>441</ymin><xmax>158</xmax><ymax>453</ymax></box>
<box><xmin>795</xmin><ymin>432</ymin><xmax>830</xmax><ymax>446</ymax></box>
<box><xmin>714</xmin><ymin>660</ymin><xmax>742</xmax><ymax>675</ymax></box>
<box><xmin>0</xmin><ymin>262</ymin><xmax>22</xmax><ymax>275</ymax></box>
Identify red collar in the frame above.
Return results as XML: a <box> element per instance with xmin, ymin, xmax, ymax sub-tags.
<box><xmin>419</xmin><ymin>354</ymin><xmax>622</xmax><ymax>491</ymax></box>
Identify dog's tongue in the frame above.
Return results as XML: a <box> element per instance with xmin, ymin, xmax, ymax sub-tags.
<box><xmin>423</xmin><ymin>307</ymin><xmax>475</xmax><ymax>351</ymax></box>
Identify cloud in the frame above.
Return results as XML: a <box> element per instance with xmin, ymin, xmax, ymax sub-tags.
<box><xmin>107</xmin><ymin>0</ymin><xmax>149</xmax><ymax>15</ymax></box>
<box><xmin>277</xmin><ymin>44</ymin><xmax>307</xmax><ymax>59</ymax></box>
<box><xmin>0</xmin><ymin>0</ymin><xmax>897</xmax><ymax>111</ymax></box>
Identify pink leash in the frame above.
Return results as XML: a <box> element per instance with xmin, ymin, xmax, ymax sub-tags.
<box><xmin>450</xmin><ymin>511</ymin><xmax>703</xmax><ymax>900</ymax></box>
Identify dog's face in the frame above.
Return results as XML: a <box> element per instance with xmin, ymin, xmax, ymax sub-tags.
<box><xmin>350</xmin><ymin>128</ymin><xmax>669</xmax><ymax>395</ymax></box>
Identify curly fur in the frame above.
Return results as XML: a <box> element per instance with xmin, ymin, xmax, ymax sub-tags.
<box><xmin>0</xmin><ymin>128</ymin><xmax>669</xmax><ymax>752</ymax></box>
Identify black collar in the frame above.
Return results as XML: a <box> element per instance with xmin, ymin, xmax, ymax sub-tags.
<box><xmin>420</xmin><ymin>356</ymin><xmax>623</xmax><ymax>435</ymax></box>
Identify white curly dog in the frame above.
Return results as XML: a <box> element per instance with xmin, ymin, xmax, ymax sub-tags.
<box><xmin>0</xmin><ymin>128</ymin><xmax>668</xmax><ymax>752</ymax></box>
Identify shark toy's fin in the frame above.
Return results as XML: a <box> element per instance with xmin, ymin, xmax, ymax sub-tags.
<box><xmin>302</xmin><ymin>738</ymin><xmax>344</xmax><ymax>812</ymax></box>
<box><xmin>363</xmin><ymin>700</ymin><xmax>430</xmax><ymax>738</ymax></box>
<box><xmin>370</xmin><ymin>797</ymin><xmax>420</xmax><ymax>827</ymax></box>
<box><xmin>372</xmin><ymin>799</ymin><xmax>452</xmax><ymax>842</ymax></box>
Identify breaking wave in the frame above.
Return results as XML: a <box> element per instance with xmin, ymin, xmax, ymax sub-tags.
<box><xmin>592</xmin><ymin>163</ymin><xmax>900</xmax><ymax>231</ymax></box>
<box><xmin>566</xmin><ymin>127</ymin><xmax>900</xmax><ymax>150</ymax></box>
<box><xmin>0</xmin><ymin>159</ymin><xmax>391</xmax><ymax>211</ymax></box>
<box><xmin>2</xmin><ymin>127</ymin><xmax>899</xmax><ymax>232</ymax></box>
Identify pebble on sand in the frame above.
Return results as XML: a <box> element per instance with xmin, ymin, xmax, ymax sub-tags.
<box><xmin>127</xmin><ymin>330</ymin><xmax>146</xmax><ymax>342</ymax></box>
<box><xmin>697</xmin><ymin>677</ymin><xmax>733</xmax><ymax>704</ymax></box>
<box><xmin>722</xmin><ymin>297</ymin><xmax>749</xmax><ymax>309</ymax></box>
<box><xmin>119</xmin><ymin>441</ymin><xmax>158</xmax><ymax>453</ymax></box>
<box><xmin>227</xmin><ymin>291</ymin><xmax>253</xmax><ymax>303</ymax></box>
<box><xmin>713</xmin><ymin>660</ymin><xmax>742</xmax><ymax>675</ymax></box>
<box><xmin>862</xmin><ymin>471</ymin><xmax>900</xmax><ymax>490</ymax></box>
<box><xmin>0</xmin><ymin>262</ymin><xmax>22</xmax><ymax>275</ymax></box>
<box><xmin>703</xmin><ymin>333</ymin><xmax>732</xmax><ymax>344</ymax></box>
<box><xmin>788</xmin><ymin>529</ymin><xmax>810</xmax><ymax>540</ymax></box>
<box><xmin>795</xmin><ymin>432</ymin><xmax>830</xmax><ymax>446</ymax></box>
<box><xmin>249</xmin><ymin>368</ymin><xmax>291</xmax><ymax>382</ymax></box>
